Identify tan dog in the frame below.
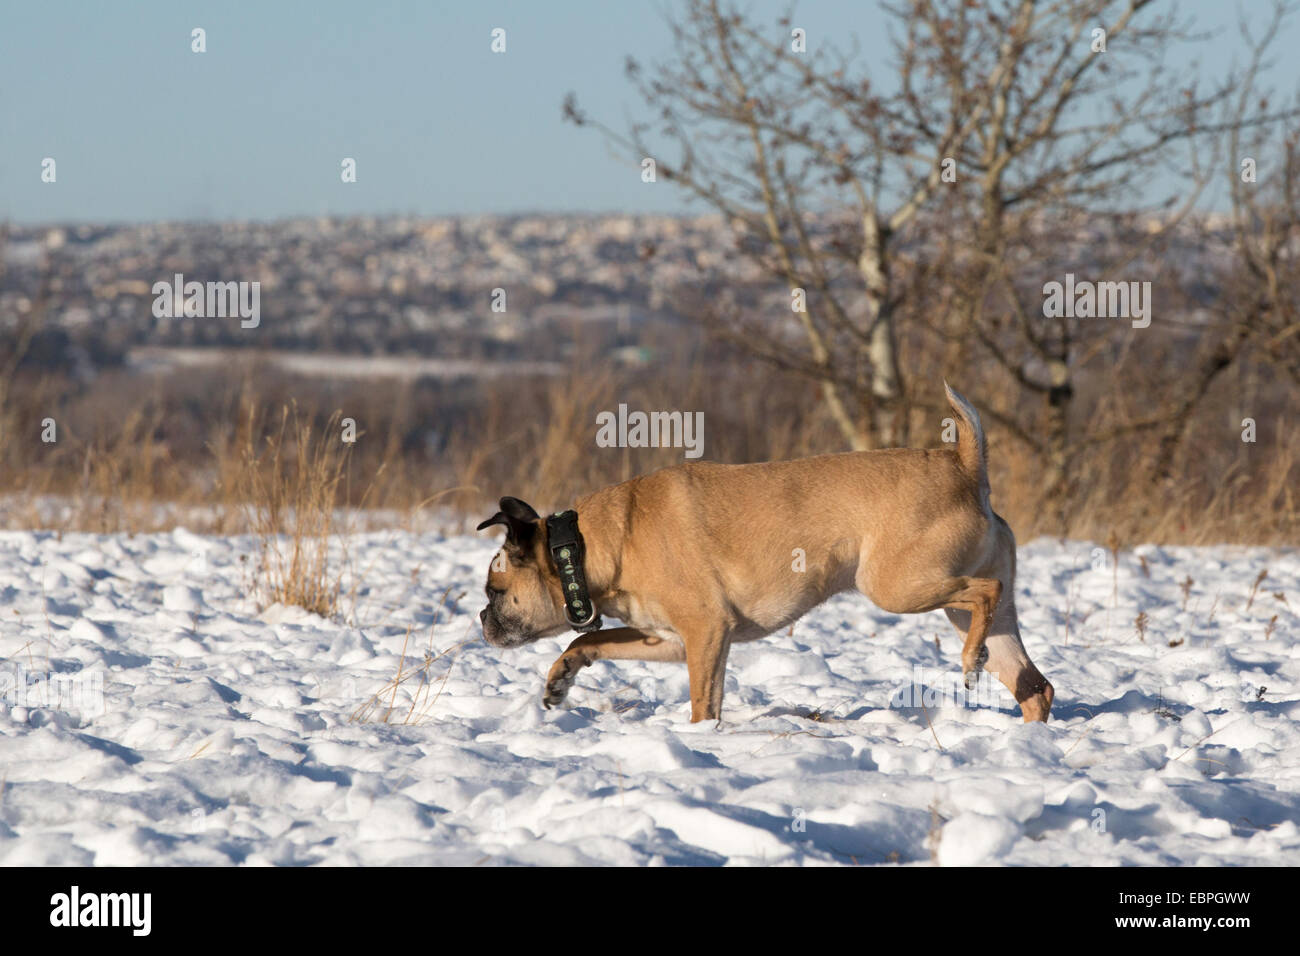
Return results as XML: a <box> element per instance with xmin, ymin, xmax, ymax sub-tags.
<box><xmin>477</xmin><ymin>383</ymin><xmax>1054</xmax><ymax>723</ymax></box>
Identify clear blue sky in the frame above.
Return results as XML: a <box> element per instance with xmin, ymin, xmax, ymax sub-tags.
<box><xmin>1</xmin><ymin>0</ymin><xmax>1294</xmax><ymax>224</ymax></box>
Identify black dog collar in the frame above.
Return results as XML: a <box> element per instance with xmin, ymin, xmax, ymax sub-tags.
<box><xmin>545</xmin><ymin>510</ymin><xmax>602</xmax><ymax>632</ymax></box>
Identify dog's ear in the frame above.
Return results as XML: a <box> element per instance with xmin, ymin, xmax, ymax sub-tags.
<box><xmin>476</xmin><ymin>496</ymin><xmax>541</xmax><ymax>547</ymax></box>
<box><xmin>499</xmin><ymin>496</ymin><xmax>540</xmax><ymax>523</ymax></box>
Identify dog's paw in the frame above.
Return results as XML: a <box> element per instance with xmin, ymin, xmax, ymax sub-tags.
<box><xmin>962</xmin><ymin>645</ymin><xmax>990</xmax><ymax>690</ymax></box>
<box><xmin>543</xmin><ymin>656</ymin><xmax>578</xmax><ymax>709</ymax></box>
<box><xmin>542</xmin><ymin>677</ymin><xmax>572</xmax><ymax>709</ymax></box>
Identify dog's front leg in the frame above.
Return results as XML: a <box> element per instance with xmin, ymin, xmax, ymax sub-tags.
<box><xmin>682</xmin><ymin>626</ymin><xmax>732</xmax><ymax>723</ymax></box>
<box><xmin>543</xmin><ymin>627</ymin><xmax>684</xmax><ymax>709</ymax></box>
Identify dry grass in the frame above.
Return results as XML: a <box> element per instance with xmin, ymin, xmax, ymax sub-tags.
<box><xmin>237</xmin><ymin>403</ymin><xmax>358</xmax><ymax>617</ymax></box>
<box><xmin>349</xmin><ymin>588</ymin><xmax>470</xmax><ymax>724</ymax></box>
<box><xmin>235</xmin><ymin>400</ymin><xmax>392</xmax><ymax>616</ymax></box>
<box><xmin>0</xmin><ymin>355</ymin><xmax>1296</xmax><ymax>546</ymax></box>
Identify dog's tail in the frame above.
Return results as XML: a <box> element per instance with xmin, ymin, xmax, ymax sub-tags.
<box><xmin>944</xmin><ymin>381</ymin><xmax>991</xmax><ymax>509</ymax></box>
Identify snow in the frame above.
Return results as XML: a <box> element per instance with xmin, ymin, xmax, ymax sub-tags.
<box><xmin>0</xmin><ymin>529</ymin><xmax>1297</xmax><ymax>866</ymax></box>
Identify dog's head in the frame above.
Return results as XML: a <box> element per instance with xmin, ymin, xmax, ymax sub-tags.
<box><xmin>475</xmin><ymin>497</ymin><xmax>569</xmax><ymax>648</ymax></box>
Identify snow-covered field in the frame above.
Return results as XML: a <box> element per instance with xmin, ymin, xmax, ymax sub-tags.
<box><xmin>1</xmin><ymin>528</ymin><xmax>1297</xmax><ymax>866</ymax></box>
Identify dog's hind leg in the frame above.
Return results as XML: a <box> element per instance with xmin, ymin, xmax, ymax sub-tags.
<box><xmin>542</xmin><ymin>627</ymin><xmax>684</xmax><ymax>710</ymax></box>
<box><xmin>865</xmin><ymin>575</ymin><xmax>1003</xmax><ymax>688</ymax></box>
<box><xmin>943</xmin><ymin>595</ymin><xmax>1053</xmax><ymax>722</ymax></box>
<box><xmin>873</xmin><ymin>574</ymin><xmax>1003</xmax><ymax>686</ymax></box>
<box><xmin>940</xmin><ymin>519</ymin><xmax>1053</xmax><ymax>722</ymax></box>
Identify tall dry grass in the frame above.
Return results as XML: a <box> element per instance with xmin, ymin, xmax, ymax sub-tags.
<box><xmin>0</xmin><ymin>353</ymin><xmax>1295</xmax><ymax>548</ymax></box>
<box><xmin>237</xmin><ymin>403</ymin><xmax>358</xmax><ymax>618</ymax></box>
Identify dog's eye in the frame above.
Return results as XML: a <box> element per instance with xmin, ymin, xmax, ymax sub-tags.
<box><xmin>486</xmin><ymin>585</ymin><xmax>505</xmax><ymax>598</ymax></box>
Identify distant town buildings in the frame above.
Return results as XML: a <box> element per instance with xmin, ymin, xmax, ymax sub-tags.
<box><xmin>0</xmin><ymin>212</ymin><xmax>1237</xmax><ymax>377</ymax></box>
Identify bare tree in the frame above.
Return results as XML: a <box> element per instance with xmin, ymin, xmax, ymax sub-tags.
<box><xmin>939</xmin><ymin>0</ymin><xmax>1298</xmax><ymax>510</ymax></box>
<box><xmin>568</xmin><ymin>0</ymin><xmax>1005</xmax><ymax>448</ymax></box>
<box><xmin>1142</xmin><ymin>136</ymin><xmax>1299</xmax><ymax>490</ymax></box>
<box><xmin>566</xmin><ymin>0</ymin><xmax>1298</xmax><ymax>512</ymax></box>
